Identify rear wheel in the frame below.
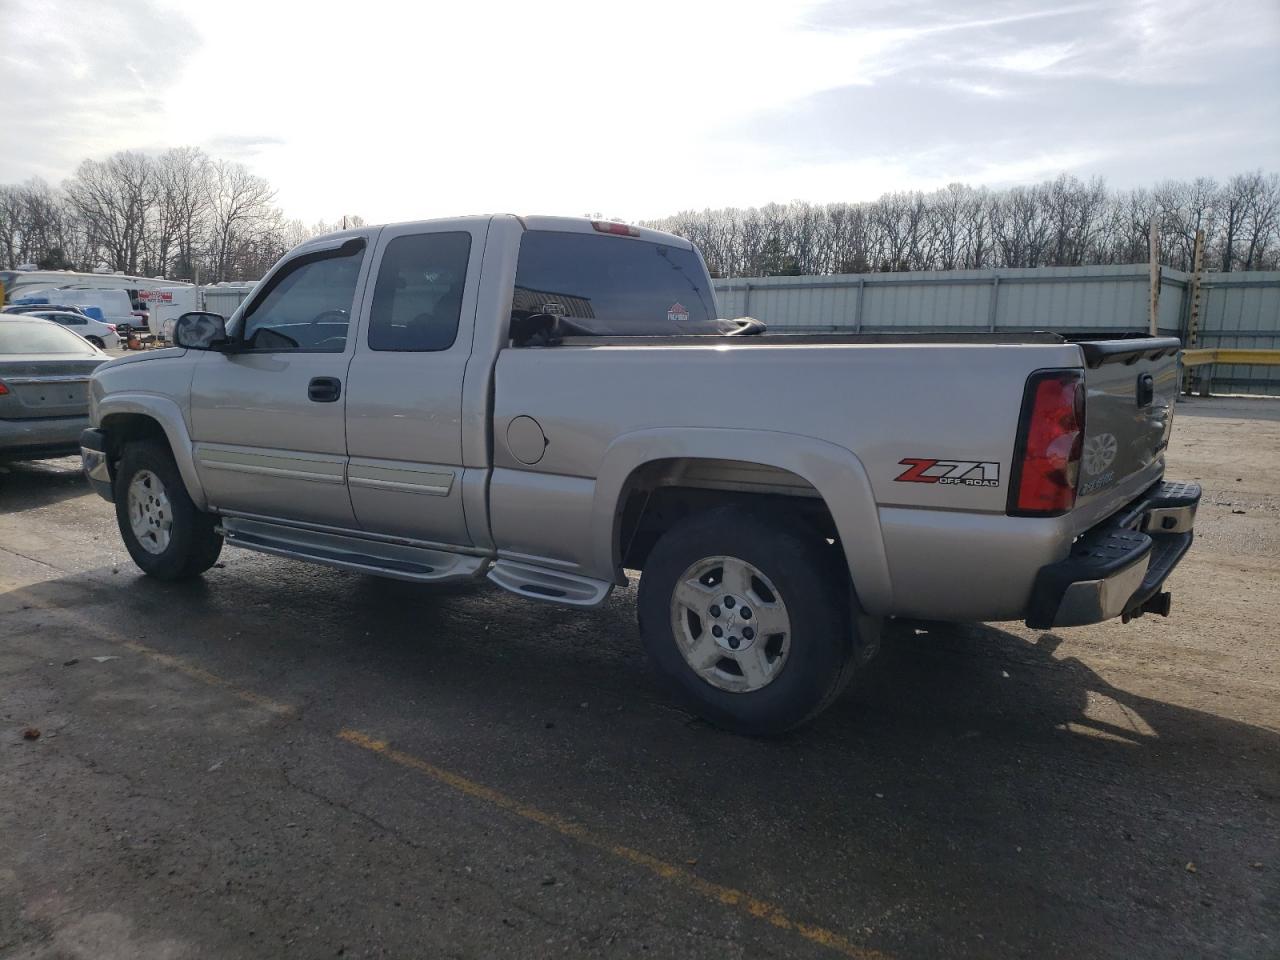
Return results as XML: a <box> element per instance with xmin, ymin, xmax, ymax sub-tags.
<box><xmin>114</xmin><ymin>440</ymin><xmax>223</xmax><ymax>580</ymax></box>
<box><xmin>637</xmin><ymin>505</ymin><xmax>855</xmax><ymax>735</ymax></box>
<box><xmin>86</xmin><ymin>335</ymin><xmax>105</xmax><ymax>349</ymax></box>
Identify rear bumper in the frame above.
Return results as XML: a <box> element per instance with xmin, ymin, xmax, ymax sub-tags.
<box><xmin>1025</xmin><ymin>479</ymin><xmax>1200</xmax><ymax>630</ymax></box>
<box><xmin>0</xmin><ymin>415</ymin><xmax>90</xmax><ymax>461</ymax></box>
<box><xmin>79</xmin><ymin>427</ymin><xmax>114</xmax><ymax>501</ymax></box>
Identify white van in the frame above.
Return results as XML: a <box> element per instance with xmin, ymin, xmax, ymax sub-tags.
<box><xmin>138</xmin><ymin>286</ymin><xmax>201</xmax><ymax>336</ymax></box>
<box><xmin>19</xmin><ymin>288</ymin><xmax>136</xmax><ymax>325</ymax></box>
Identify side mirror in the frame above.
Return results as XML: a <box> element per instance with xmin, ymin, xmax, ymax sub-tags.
<box><xmin>173</xmin><ymin>312</ymin><xmax>230</xmax><ymax>351</ymax></box>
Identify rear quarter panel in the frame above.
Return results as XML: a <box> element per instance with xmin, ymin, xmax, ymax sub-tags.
<box><xmin>491</xmin><ymin>340</ymin><xmax>1086</xmax><ymax>618</ymax></box>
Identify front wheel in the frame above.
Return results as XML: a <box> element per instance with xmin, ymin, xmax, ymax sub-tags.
<box><xmin>637</xmin><ymin>505</ymin><xmax>856</xmax><ymax>735</ymax></box>
<box><xmin>114</xmin><ymin>440</ymin><xmax>223</xmax><ymax>580</ymax></box>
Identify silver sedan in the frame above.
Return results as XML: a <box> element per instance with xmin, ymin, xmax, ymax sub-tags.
<box><xmin>0</xmin><ymin>317</ymin><xmax>109</xmax><ymax>461</ymax></box>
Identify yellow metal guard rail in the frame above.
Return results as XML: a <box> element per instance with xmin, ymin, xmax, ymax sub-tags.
<box><xmin>1181</xmin><ymin>348</ymin><xmax>1280</xmax><ymax>367</ymax></box>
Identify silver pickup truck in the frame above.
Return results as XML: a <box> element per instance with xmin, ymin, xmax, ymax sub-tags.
<box><xmin>80</xmin><ymin>215</ymin><xmax>1199</xmax><ymax>734</ymax></box>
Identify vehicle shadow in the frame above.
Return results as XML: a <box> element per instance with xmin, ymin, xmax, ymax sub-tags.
<box><xmin>5</xmin><ymin>566</ymin><xmax>1277</xmax><ymax>957</ymax></box>
<box><xmin>0</xmin><ymin>457</ymin><xmax>90</xmax><ymax>513</ymax></box>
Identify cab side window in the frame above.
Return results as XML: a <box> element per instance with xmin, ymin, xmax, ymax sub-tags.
<box><xmin>368</xmin><ymin>232</ymin><xmax>472</xmax><ymax>351</ymax></box>
<box><xmin>240</xmin><ymin>242</ymin><xmax>366</xmax><ymax>352</ymax></box>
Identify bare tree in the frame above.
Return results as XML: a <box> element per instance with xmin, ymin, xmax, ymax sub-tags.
<box><xmin>150</xmin><ymin>147</ymin><xmax>213</xmax><ymax>279</ymax></box>
<box><xmin>64</xmin><ymin>151</ymin><xmax>153</xmax><ymax>273</ymax></box>
<box><xmin>1217</xmin><ymin>172</ymin><xmax>1270</xmax><ymax>272</ymax></box>
<box><xmin>1238</xmin><ymin>172</ymin><xmax>1280</xmax><ymax>270</ymax></box>
<box><xmin>208</xmin><ymin>160</ymin><xmax>276</xmax><ymax>281</ymax></box>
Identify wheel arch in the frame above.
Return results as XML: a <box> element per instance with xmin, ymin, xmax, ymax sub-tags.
<box><xmin>98</xmin><ymin>395</ymin><xmax>207</xmax><ymax>509</ymax></box>
<box><xmin>590</xmin><ymin>428</ymin><xmax>893</xmax><ymax>614</ymax></box>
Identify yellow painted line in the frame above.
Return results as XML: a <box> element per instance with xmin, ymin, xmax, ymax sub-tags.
<box><xmin>338</xmin><ymin>729</ymin><xmax>892</xmax><ymax>960</ymax></box>
<box><xmin>10</xmin><ymin>592</ymin><xmax>296</xmax><ymax>718</ymax></box>
<box><xmin>117</xmin><ymin>637</ymin><xmax>296</xmax><ymax>717</ymax></box>
<box><xmin>5</xmin><ymin>568</ymin><xmax>883</xmax><ymax>956</ymax></box>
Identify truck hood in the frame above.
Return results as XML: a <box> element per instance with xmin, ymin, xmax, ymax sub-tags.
<box><xmin>96</xmin><ymin>347</ymin><xmax>188</xmax><ymax>370</ymax></box>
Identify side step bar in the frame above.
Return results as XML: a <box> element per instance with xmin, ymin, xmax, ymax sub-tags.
<box><xmin>487</xmin><ymin>559</ymin><xmax>613</xmax><ymax>608</ymax></box>
<box><xmin>218</xmin><ymin>516</ymin><xmax>613</xmax><ymax>607</ymax></box>
<box><xmin>220</xmin><ymin>517</ymin><xmax>486</xmax><ymax>584</ymax></box>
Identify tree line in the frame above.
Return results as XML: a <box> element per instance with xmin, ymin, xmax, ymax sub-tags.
<box><xmin>643</xmin><ymin>172</ymin><xmax>1280</xmax><ymax>278</ymax></box>
<box><xmin>0</xmin><ymin>148</ymin><xmax>362</xmax><ymax>282</ymax></box>
<box><xmin>4</xmin><ymin>149</ymin><xmax>1278</xmax><ymax>282</ymax></box>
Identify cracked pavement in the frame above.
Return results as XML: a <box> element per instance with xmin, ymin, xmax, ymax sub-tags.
<box><xmin>1</xmin><ymin>396</ymin><xmax>1278</xmax><ymax>959</ymax></box>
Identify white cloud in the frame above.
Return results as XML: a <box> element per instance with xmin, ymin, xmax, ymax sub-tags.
<box><xmin>986</xmin><ymin>43</ymin><xmax>1076</xmax><ymax>73</ymax></box>
<box><xmin>2</xmin><ymin>0</ymin><xmax>1277</xmax><ymax>221</ymax></box>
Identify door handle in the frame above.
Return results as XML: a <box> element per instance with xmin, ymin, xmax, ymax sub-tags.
<box><xmin>308</xmin><ymin>376</ymin><xmax>342</xmax><ymax>402</ymax></box>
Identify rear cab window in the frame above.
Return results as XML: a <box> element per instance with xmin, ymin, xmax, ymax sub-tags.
<box><xmin>510</xmin><ymin>231</ymin><xmax>716</xmax><ymax>338</ymax></box>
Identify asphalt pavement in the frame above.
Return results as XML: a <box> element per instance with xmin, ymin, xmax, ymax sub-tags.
<box><xmin>1</xmin><ymin>396</ymin><xmax>1277</xmax><ymax>959</ymax></box>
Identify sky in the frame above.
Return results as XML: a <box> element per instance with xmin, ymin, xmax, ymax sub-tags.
<box><xmin>2</xmin><ymin>0</ymin><xmax>1278</xmax><ymax>224</ymax></box>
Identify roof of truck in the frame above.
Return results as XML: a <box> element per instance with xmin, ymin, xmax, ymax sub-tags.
<box><xmin>305</xmin><ymin>215</ymin><xmax>693</xmax><ymax>252</ymax></box>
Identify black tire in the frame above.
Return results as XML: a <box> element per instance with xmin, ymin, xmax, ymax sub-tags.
<box><xmin>114</xmin><ymin>440</ymin><xmax>223</xmax><ymax>580</ymax></box>
<box><xmin>86</xmin><ymin>336</ymin><xmax>105</xmax><ymax>349</ymax></box>
<box><xmin>637</xmin><ymin>505</ymin><xmax>855</xmax><ymax>736</ymax></box>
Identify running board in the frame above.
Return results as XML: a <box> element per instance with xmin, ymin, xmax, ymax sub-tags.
<box><xmin>220</xmin><ymin>517</ymin><xmax>486</xmax><ymax>583</ymax></box>
<box><xmin>487</xmin><ymin>559</ymin><xmax>612</xmax><ymax>608</ymax></box>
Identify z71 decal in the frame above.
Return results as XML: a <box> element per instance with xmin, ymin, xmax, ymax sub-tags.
<box><xmin>895</xmin><ymin>458</ymin><xmax>1001</xmax><ymax>487</ymax></box>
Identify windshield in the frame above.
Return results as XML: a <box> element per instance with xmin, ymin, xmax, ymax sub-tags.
<box><xmin>0</xmin><ymin>320</ymin><xmax>99</xmax><ymax>355</ymax></box>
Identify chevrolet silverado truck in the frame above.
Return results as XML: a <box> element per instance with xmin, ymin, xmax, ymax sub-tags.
<box><xmin>80</xmin><ymin>216</ymin><xmax>1199</xmax><ymax>734</ymax></box>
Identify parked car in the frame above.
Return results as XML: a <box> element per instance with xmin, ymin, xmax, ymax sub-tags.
<box><xmin>25</xmin><ymin>310</ymin><xmax>120</xmax><ymax>350</ymax></box>
<box><xmin>2</xmin><ymin>303</ymin><xmax>92</xmax><ymax>318</ymax></box>
<box><xmin>80</xmin><ymin>216</ymin><xmax>1199</xmax><ymax>734</ymax></box>
<box><xmin>11</xmin><ymin>288</ymin><xmax>135</xmax><ymax>326</ymax></box>
<box><xmin>1</xmin><ymin>318</ymin><xmax>108</xmax><ymax>461</ymax></box>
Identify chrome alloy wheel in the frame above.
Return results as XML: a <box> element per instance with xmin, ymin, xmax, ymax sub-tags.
<box><xmin>127</xmin><ymin>469</ymin><xmax>173</xmax><ymax>555</ymax></box>
<box><xmin>669</xmin><ymin>555</ymin><xmax>791</xmax><ymax>693</ymax></box>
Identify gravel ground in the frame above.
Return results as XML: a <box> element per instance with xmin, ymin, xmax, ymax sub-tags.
<box><xmin>0</xmin><ymin>395</ymin><xmax>1276</xmax><ymax>960</ymax></box>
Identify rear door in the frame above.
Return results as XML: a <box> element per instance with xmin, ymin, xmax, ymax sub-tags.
<box><xmin>1075</xmin><ymin>338</ymin><xmax>1181</xmax><ymax>515</ymax></box>
<box><xmin>343</xmin><ymin>220</ymin><xmax>487</xmax><ymax>546</ymax></box>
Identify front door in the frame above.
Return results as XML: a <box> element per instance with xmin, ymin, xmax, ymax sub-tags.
<box><xmin>189</xmin><ymin>236</ymin><xmax>373</xmax><ymax>527</ymax></box>
<box><xmin>343</xmin><ymin>222</ymin><xmax>485</xmax><ymax>546</ymax></box>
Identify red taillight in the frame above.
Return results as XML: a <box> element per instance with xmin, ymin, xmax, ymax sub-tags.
<box><xmin>105</xmin><ymin>323</ymin><xmax>117</xmax><ymax>332</ymax></box>
<box><xmin>1008</xmin><ymin>370</ymin><xmax>1085</xmax><ymax>516</ymax></box>
<box><xmin>0</xmin><ymin>380</ymin><xmax>8</xmax><ymax>396</ymax></box>
<box><xmin>591</xmin><ymin>220</ymin><xmax>640</xmax><ymax>237</ymax></box>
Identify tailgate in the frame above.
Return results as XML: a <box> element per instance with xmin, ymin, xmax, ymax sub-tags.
<box><xmin>0</xmin><ymin>357</ymin><xmax>104</xmax><ymax>420</ymax></box>
<box><xmin>1074</xmin><ymin>338</ymin><xmax>1181</xmax><ymax>515</ymax></box>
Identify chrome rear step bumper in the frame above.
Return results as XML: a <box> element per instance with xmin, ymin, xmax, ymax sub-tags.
<box><xmin>1026</xmin><ymin>480</ymin><xmax>1200</xmax><ymax>630</ymax></box>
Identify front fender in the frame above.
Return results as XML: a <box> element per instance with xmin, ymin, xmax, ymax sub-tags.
<box><xmin>96</xmin><ymin>393</ymin><xmax>207</xmax><ymax>510</ymax></box>
<box><xmin>589</xmin><ymin>428</ymin><xmax>893</xmax><ymax>614</ymax></box>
